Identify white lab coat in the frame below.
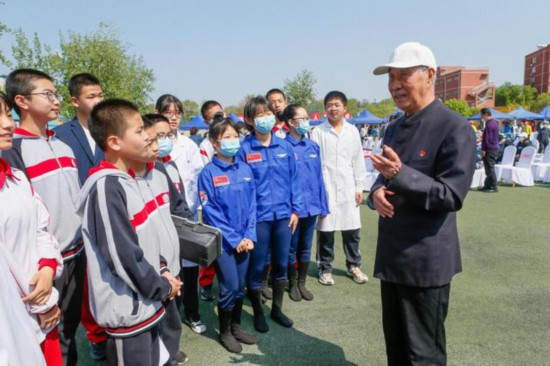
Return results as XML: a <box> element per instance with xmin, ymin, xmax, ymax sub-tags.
<box><xmin>310</xmin><ymin>121</ymin><xmax>366</xmax><ymax>231</ymax></box>
<box><xmin>199</xmin><ymin>137</ymin><xmax>215</xmax><ymax>165</ymax></box>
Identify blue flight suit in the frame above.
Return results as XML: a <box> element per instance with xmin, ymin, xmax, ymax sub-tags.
<box><xmin>236</xmin><ymin>133</ymin><xmax>303</xmax><ymax>289</ymax></box>
<box><xmin>198</xmin><ymin>156</ymin><xmax>257</xmax><ymax>310</ymax></box>
<box><xmin>285</xmin><ymin>134</ymin><xmax>329</xmax><ymax>264</ymax></box>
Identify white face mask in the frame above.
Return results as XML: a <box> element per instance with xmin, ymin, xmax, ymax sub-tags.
<box><xmin>254</xmin><ymin>115</ymin><xmax>276</xmax><ymax>133</ymax></box>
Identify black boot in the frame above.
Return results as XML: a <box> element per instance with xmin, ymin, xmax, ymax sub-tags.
<box><xmin>298</xmin><ymin>261</ymin><xmax>314</xmax><ymax>301</ymax></box>
<box><xmin>218</xmin><ymin>306</ymin><xmax>242</xmax><ymax>353</ymax></box>
<box><xmin>270</xmin><ymin>280</ymin><xmax>294</xmax><ymax>327</ymax></box>
<box><xmin>261</xmin><ymin>265</ymin><xmax>272</xmax><ymax>302</ymax></box>
<box><xmin>231</xmin><ymin>298</ymin><xmax>258</xmax><ymax>344</ymax></box>
<box><xmin>247</xmin><ymin>289</ymin><xmax>269</xmax><ymax>333</ymax></box>
<box><xmin>288</xmin><ymin>264</ymin><xmax>301</xmax><ymax>302</ymax></box>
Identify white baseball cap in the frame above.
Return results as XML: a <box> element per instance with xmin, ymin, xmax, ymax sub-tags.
<box><xmin>373</xmin><ymin>42</ymin><xmax>437</xmax><ymax>75</ymax></box>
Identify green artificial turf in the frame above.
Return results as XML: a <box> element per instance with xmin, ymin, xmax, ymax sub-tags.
<box><xmin>77</xmin><ymin>185</ymin><xmax>550</xmax><ymax>366</ymax></box>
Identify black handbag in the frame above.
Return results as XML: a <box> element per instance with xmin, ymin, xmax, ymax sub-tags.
<box><xmin>171</xmin><ymin>215</ymin><xmax>222</xmax><ymax>267</ymax></box>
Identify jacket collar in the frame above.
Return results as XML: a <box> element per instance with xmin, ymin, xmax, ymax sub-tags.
<box><xmin>14</xmin><ymin>127</ymin><xmax>55</xmax><ymax>139</ymax></box>
<box><xmin>89</xmin><ymin>160</ymin><xmax>154</xmax><ymax>179</ymax></box>
<box><xmin>286</xmin><ymin>134</ymin><xmax>305</xmax><ymax>146</ymax></box>
<box><xmin>212</xmin><ymin>155</ymin><xmax>235</xmax><ymax>169</ymax></box>
<box><xmin>249</xmin><ymin>132</ymin><xmax>279</xmax><ymax>148</ymax></box>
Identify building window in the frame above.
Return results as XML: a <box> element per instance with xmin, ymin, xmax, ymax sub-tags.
<box><xmin>532</xmin><ymin>57</ymin><xmax>537</xmax><ymax>63</ymax></box>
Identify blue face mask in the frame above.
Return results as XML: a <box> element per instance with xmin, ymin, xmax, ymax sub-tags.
<box><xmin>295</xmin><ymin>120</ymin><xmax>310</xmax><ymax>136</ymax></box>
<box><xmin>219</xmin><ymin>138</ymin><xmax>240</xmax><ymax>157</ymax></box>
<box><xmin>254</xmin><ymin>115</ymin><xmax>276</xmax><ymax>134</ymax></box>
<box><xmin>157</xmin><ymin>137</ymin><xmax>173</xmax><ymax>158</ymax></box>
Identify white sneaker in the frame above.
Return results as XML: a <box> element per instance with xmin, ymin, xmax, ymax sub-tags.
<box><xmin>346</xmin><ymin>266</ymin><xmax>368</xmax><ymax>284</ymax></box>
<box><xmin>185</xmin><ymin>318</ymin><xmax>206</xmax><ymax>334</ymax></box>
<box><xmin>318</xmin><ymin>271</ymin><xmax>335</xmax><ymax>286</ymax></box>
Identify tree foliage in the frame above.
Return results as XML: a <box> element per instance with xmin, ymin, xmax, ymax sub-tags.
<box><xmin>444</xmin><ymin>98</ymin><xmax>477</xmax><ymax>117</ymax></box>
<box><xmin>530</xmin><ymin>93</ymin><xmax>550</xmax><ymax>113</ymax></box>
<box><xmin>283</xmin><ymin>69</ymin><xmax>317</xmax><ymax>107</ymax></box>
<box><xmin>0</xmin><ymin>18</ymin><xmax>10</xmax><ymax>67</ymax></box>
<box><xmin>495</xmin><ymin>82</ymin><xmax>537</xmax><ymax>108</ymax></box>
<box><xmin>10</xmin><ymin>23</ymin><xmax>155</xmax><ymax>117</ymax></box>
<box><xmin>181</xmin><ymin>99</ymin><xmax>199</xmax><ymax>119</ymax></box>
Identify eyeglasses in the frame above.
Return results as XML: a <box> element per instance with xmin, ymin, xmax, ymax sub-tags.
<box><xmin>25</xmin><ymin>91</ymin><xmax>63</xmax><ymax>103</ymax></box>
<box><xmin>162</xmin><ymin>111</ymin><xmax>182</xmax><ymax>118</ymax></box>
<box><xmin>292</xmin><ymin>117</ymin><xmax>309</xmax><ymax>123</ymax></box>
<box><xmin>157</xmin><ymin>132</ymin><xmax>176</xmax><ymax>139</ymax></box>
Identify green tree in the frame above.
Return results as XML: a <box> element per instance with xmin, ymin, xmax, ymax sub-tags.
<box><xmin>531</xmin><ymin>93</ymin><xmax>550</xmax><ymax>113</ymax></box>
<box><xmin>364</xmin><ymin>98</ymin><xmax>396</xmax><ymax>118</ymax></box>
<box><xmin>495</xmin><ymin>82</ymin><xmax>537</xmax><ymax>107</ymax></box>
<box><xmin>346</xmin><ymin>98</ymin><xmax>360</xmax><ymax>117</ymax></box>
<box><xmin>283</xmin><ymin>69</ymin><xmax>317</xmax><ymax>107</ymax></box>
<box><xmin>10</xmin><ymin>23</ymin><xmax>155</xmax><ymax>118</ymax></box>
<box><xmin>444</xmin><ymin>98</ymin><xmax>477</xmax><ymax>117</ymax></box>
<box><xmin>181</xmin><ymin>99</ymin><xmax>199</xmax><ymax>119</ymax></box>
<box><xmin>0</xmin><ymin>18</ymin><xmax>10</xmax><ymax>67</ymax></box>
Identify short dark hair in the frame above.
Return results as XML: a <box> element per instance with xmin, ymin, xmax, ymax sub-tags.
<box><xmin>266</xmin><ymin>88</ymin><xmax>286</xmax><ymax>101</ymax></box>
<box><xmin>200</xmin><ymin>100</ymin><xmax>223</xmax><ymax>119</ymax></box>
<box><xmin>480</xmin><ymin>108</ymin><xmax>491</xmax><ymax>117</ymax></box>
<box><xmin>143</xmin><ymin>113</ymin><xmax>170</xmax><ymax>126</ymax></box>
<box><xmin>155</xmin><ymin>94</ymin><xmax>183</xmax><ymax>114</ymax></box>
<box><xmin>282</xmin><ymin>103</ymin><xmax>306</xmax><ymax>125</ymax></box>
<box><xmin>324</xmin><ymin>90</ymin><xmax>348</xmax><ymax>107</ymax></box>
<box><xmin>5</xmin><ymin>68</ymin><xmax>53</xmax><ymax>114</ymax></box>
<box><xmin>90</xmin><ymin>99</ymin><xmax>140</xmax><ymax>151</ymax></box>
<box><xmin>243</xmin><ymin>96</ymin><xmax>273</xmax><ymax>121</ymax></box>
<box><xmin>208</xmin><ymin>118</ymin><xmax>238</xmax><ymax>141</ymax></box>
<box><xmin>0</xmin><ymin>91</ymin><xmax>12</xmax><ymax>112</ymax></box>
<box><xmin>68</xmin><ymin>73</ymin><xmax>101</xmax><ymax>98</ymax></box>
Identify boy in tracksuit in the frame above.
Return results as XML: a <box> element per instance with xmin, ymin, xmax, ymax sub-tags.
<box><xmin>138</xmin><ymin>115</ymin><xmax>194</xmax><ymax>365</ymax></box>
<box><xmin>3</xmin><ymin>69</ymin><xmax>84</xmax><ymax>365</ymax></box>
<box><xmin>76</xmin><ymin>99</ymin><xmax>182</xmax><ymax>365</ymax></box>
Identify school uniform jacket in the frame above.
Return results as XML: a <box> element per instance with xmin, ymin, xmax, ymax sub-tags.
<box><xmin>367</xmin><ymin>99</ymin><xmax>476</xmax><ymax>287</ymax></box>
<box><xmin>0</xmin><ymin>159</ymin><xmax>63</xmax><ymax>327</ymax></box>
<box><xmin>235</xmin><ymin>133</ymin><xmax>303</xmax><ymax>223</ymax></box>
<box><xmin>134</xmin><ymin>161</ymin><xmax>192</xmax><ymax>274</ymax></box>
<box><xmin>171</xmin><ymin>133</ymin><xmax>204</xmax><ymax>216</ymax></box>
<box><xmin>55</xmin><ymin>119</ymin><xmax>104</xmax><ymax>184</ymax></box>
<box><xmin>198</xmin><ymin>156</ymin><xmax>257</xmax><ymax>253</ymax></box>
<box><xmin>1</xmin><ymin>128</ymin><xmax>83</xmax><ymax>261</ymax></box>
<box><xmin>76</xmin><ymin>161</ymin><xmax>173</xmax><ymax>338</ymax></box>
<box><xmin>285</xmin><ymin>134</ymin><xmax>330</xmax><ymax>218</ymax></box>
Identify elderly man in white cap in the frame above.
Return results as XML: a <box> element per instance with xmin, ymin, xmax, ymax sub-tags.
<box><xmin>368</xmin><ymin>42</ymin><xmax>476</xmax><ymax>365</ymax></box>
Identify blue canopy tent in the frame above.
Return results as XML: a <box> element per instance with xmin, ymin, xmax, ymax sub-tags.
<box><xmin>538</xmin><ymin>106</ymin><xmax>550</xmax><ymax>120</ymax></box>
<box><xmin>352</xmin><ymin>109</ymin><xmax>385</xmax><ymax>124</ymax></box>
<box><xmin>507</xmin><ymin>107</ymin><xmax>544</xmax><ymax>120</ymax></box>
<box><xmin>310</xmin><ymin>117</ymin><xmax>326</xmax><ymax>126</ymax></box>
<box><xmin>228</xmin><ymin>113</ymin><xmax>243</xmax><ymax>123</ymax></box>
<box><xmin>180</xmin><ymin>115</ymin><xmax>208</xmax><ymax>131</ymax></box>
<box><xmin>467</xmin><ymin>108</ymin><xmax>513</xmax><ymax>121</ymax></box>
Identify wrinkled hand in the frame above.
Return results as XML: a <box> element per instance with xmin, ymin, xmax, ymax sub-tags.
<box><xmin>288</xmin><ymin>213</ymin><xmax>299</xmax><ymax>234</ymax></box>
<box><xmin>38</xmin><ymin>305</ymin><xmax>61</xmax><ymax>329</ymax></box>
<box><xmin>371</xmin><ymin>145</ymin><xmax>402</xmax><ymax>180</ymax></box>
<box><xmin>22</xmin><ymin>267</ymin><xmax>54</xmax><ymax>305</ymax></box>
<box><xmin>355</xmin><ymin>192</ymin><xmax>363</xmax><ymax>206</ymax></box>
<box><xmin>372</xmin><ymin>187</ymin><xmax>395</xmax><ymax>218</ymax></box>
<box><xmin>162</xmin><ymin>271</ymin><xmax>183</xmax><ymax>300</ymax></box>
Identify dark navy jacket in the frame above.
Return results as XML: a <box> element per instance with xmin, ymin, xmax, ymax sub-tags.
<box><xmin>198</xmin><ymin>156</ymin><xmax>257</xmax><ymax>252</ymax></box>
<box><xmin>55</xmin><ymin>119</ymin><xmax>104</xmax><ymax>184</ymax></box>
<box><xmin>236</xmin><ymin>133</ymin><xmax>303</xmax><ymax>223</ymax></box>
<box><xmin>368</xmin><ymin>99</ymin><xmax>476</xmax><ymax>288</ymax></box>
<box><xmin>285</xmin><ymin>134</ymin><xmax>329</xmax><ymax>218</ymax></box>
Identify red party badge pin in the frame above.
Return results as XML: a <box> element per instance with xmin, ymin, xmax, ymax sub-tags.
<box><xmin>213</xmin><ymin>175</ymin><xmax>230</xmax><ymax>187</ymax></box>
<box><xmin>419</xmin><ymin>150</ymin><xmax>426</xmax><ymax>157</ymax></box>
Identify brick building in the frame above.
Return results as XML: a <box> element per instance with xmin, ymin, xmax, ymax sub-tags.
<box><xmin>435</xmin><ymin>66</ymin><xmax>495</xmax><ymax>108</ymax></box>
<box><xmin>524</xmin><ymin>44</ymin><xmax>550</xmax><ymax>94</ymax></box>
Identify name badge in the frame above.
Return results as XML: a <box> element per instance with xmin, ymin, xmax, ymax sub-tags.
<box><xmin>213</xmin><ymin>175</ymin><xmax>230</xmax><ymax>187</ymax></box>
<box><xmin>246</xmin><ymin>152</ymin><xmax>262</xmax><ymax>164</ymax></box>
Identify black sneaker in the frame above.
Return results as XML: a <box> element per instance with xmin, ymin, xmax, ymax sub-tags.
<box><xmin>482</xmin><ymin>188</ymin><xmax>498</xmax><ymax>193</ymax></box>
<box><xmin>176</xmin><ymin>350</ymin><xmax>189</xmax><ymax>365</ymax></box>
<box><xmin>200</xmin><ymin>286</ymin><xmax>215</xmax><ymax>301</ymax></box>
<box><xmin>90</xmin><ymin>341</ymin><xmax>107</xmax><ymax>361</ymax></box>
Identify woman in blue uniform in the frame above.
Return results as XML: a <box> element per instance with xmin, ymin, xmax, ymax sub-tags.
<box><xmin>198</xmin><ymin>118</ymin><xmax>259</xmax><ymax>353</ymax></box>
<box><xmin>236</xmin><ymin>96</ymin><xmax>302</xmax><ymax>333</ymax></box>
<box><xmin>283</xmin><ymin>104</ymin><xmax>329</xmax><ymax>302</ymax></box>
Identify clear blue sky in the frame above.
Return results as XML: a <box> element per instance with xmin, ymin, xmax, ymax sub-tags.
<box><xmin>1</xmin><ymin>0</ymin><xmax>549</xmax><ymax>107</ymax></box>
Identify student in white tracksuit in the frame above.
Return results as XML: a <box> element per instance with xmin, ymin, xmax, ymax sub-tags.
<box><xmin>310</xmin><ymin>91</ymin><xmax>368</xmax><ymax>286</ymax></box>
<box><xmin>155</xmin><ymin>95</ymin><xmax>207</xmax><ymax>334</ymax></box>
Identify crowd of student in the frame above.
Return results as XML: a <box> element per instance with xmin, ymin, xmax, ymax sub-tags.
<box><xmin>0</xmin><ymin>68</ymin><xmax>369</xmax><ymax>366</ymax></box>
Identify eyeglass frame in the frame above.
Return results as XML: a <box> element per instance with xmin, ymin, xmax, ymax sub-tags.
<box><xmin>23</xmin><ymin>91</ymin><xmax>63</xmax><ymax>103</ymax></box>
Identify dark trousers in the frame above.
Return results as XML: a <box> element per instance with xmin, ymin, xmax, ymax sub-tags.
<box><xmin>380</xmin><ymin>281</ymin><xmax>450</xmax><ymax>366</ymax></box>
<box><xmin>482</xmin><ymin>150</ymin><xmax>499</xmax><ymax>189</ymax></box>
<box><xmin>55</xmin><ymin>252</ymin><xmax>86</xmax><ymax>366</ymax></box>
<box><xmin>317</xmin><ymin>229</ymin><xmax>362</xmax><ymax>273</ymax></box>
<box><xmin>177</xmin><ymin>266</ymin><xmax>200</xmax><ymax>322</ymax></box>
<box><xmin>106</xmin><ymin>325</ymin><xmax>161</xmax><ymax>366</ymax></box>
<box><xmin>214</xmin><ymin>250</ymin><xmax>250</xmax><ymax>310</ymax></box>
<box><xmin>247</xmin><ymin>219</ymin><xmax>292</xmax><ymax>289</ymax></box>
<box><xmin>289</xmin><ymin>215</ymin><xmax>317</xmax><ymax>265</ymax></box>
<box><xmin>160</xmin><ymin>299</ymin><xmax>182</xmax><ymax>363</ymax></box>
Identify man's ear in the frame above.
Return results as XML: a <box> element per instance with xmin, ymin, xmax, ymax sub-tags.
<box><xmin>14</xmin><ymin>95</ymin><xmax>30</xmax><ymax>112</ymax></box>
<box><xmin>106</xmin><ymin>135</ymin><xmax>121</xmax><ymax>152</ymax></box>
<box><xmin>71</xmin><ymin>96</ymin><xmax>80</xmax><ymax>109</ymax></box>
